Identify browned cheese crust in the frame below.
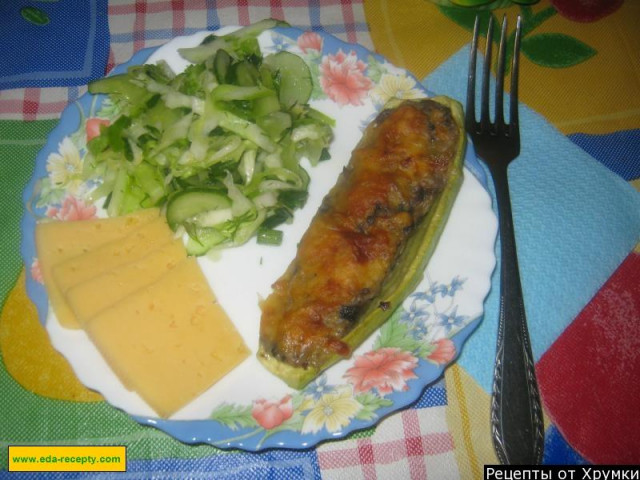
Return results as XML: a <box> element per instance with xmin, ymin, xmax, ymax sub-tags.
<box><xmin>259</xmin><ymin>99</ymin><xmax>461</xmax><ymax>369</ymax></box>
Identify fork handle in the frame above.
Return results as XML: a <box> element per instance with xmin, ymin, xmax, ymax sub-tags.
<box><xmin>490</xmin><ymin>165</ymin><xmax>545</xmax><ymax>465</ymax></box>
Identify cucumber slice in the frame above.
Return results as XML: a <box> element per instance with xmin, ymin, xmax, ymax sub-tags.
<box><xmin>252</xmin><ymin>93</ymin><xmax>281</xmax><ymax>117</ymax></box>
<box><xmin>184</xmin><ymin>225</ymin><xmax>228</xmax><ymax>256</ymax></box>
<box><xmin>230</xmin><ymin>60</ymin><xmax>260</xmax><ymax>86</ymax></box>
<box><xmin>212</xmin><ymin>84</ymin><xmax>272</xmax><ymax>101</ymax></box>
<box><xmin>165</xmin><ymin>189</ymin><xmax>231</xmax><ymax>231</ymax></box>
<box><xmin>263</xmin><ymin>51</ymin><xmax>313</xmax><ymax>109</ymax></box>
<box><xmin>213</xmin><ymin>49</ymin><xmax>232</xmax><ymax>84</ymax></box>
<box><xmin>257</xmin><ymin>111</ymin><xmax>292</xmax><ymax>141</ymax></box>
<box><xmin>88</xmin><ymin>74</ymin><xmax>149</xmax><ymax>104</ymax></box>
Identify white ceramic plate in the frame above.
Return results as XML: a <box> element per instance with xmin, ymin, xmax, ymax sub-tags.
<box><xmin>21</xmin><ymin>25</ymin><xmax>497</xmax><ymax>450</ymax></box>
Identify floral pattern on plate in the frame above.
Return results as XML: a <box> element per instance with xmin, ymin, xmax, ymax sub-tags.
<box><xmin>207</xmin><ymin>276</ymin><xmax>466</xmax><ymax>449</ymax></box>
<box><xmin>21</xmin><ymin>25</ymin><xmax>497</xmax><ymax>451</ymax></box>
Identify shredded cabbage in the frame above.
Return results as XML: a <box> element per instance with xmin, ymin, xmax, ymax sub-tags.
<box><xmin>86</xmin><ymin>19</ymin><xmax>334</xmax><ymax>251</ymax></box>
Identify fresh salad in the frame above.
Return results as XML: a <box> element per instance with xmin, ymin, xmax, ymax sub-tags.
<box><xmin>85</xmin><ymin>19</ymin><xmax>334</xmax><ymax>254</ymax></box>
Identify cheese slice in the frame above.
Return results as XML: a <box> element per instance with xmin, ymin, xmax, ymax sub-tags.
<box><xmin>35</xmin><ymin>208</ymin><xmax>161</xmax><ymax>329</ymax></box>
<box><xmin>66</xmin><ymin>239</ymin><xmax>187</xmax><ymax>324</ymax></box>
<box><xmin>85</xmin><ymin>257</ymin><xmax>250</xmax><ymax>418</ymax></box>
<box><xmin>52</xmin><ymin>216</ymin><xmax>175</xmax><ymax>297</ymax></box>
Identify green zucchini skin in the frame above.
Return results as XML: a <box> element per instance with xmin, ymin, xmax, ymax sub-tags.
<box><xmin>257</xmin><ymin>95</ymin><xmax>466</xmax><ymax>389</ymax></box>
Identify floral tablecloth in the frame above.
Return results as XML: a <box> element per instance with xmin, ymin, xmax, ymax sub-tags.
<box><xmin>1</xmin><ymin>0</ymin><xmax>639</xmax><ymax>477</ymax></box>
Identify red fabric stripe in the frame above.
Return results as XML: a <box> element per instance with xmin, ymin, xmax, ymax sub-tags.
<box><xmin>171</xmin><ymin>0</ymin><xmax>186</xmax><ymax>36</ymax></box>
<box><xmin>402</xmin><ymin>411</ymin><xmax>428</xmax><ymax>480</ymax></box>
<box><xmin>270</xmin><ymin>0</ymin><xmax>285</xmax><ymax>22</ymax></box>
<box><xmin>341</xmin><ymin>0</ymin><xmax>357</xmax><ymax>43</ymax></box>
<box><xmin>317</xmin><ymin>430</ymin><xmax>454</xmax><ymax>469</ymax></box>
<box><xmin>22</xmin><ymin>89</ymin><xmax>41</xmax><ymax>121</ymax></box>
<box><xmin>106</xmin><ymin>48</ymin><xmax>116</xmax><ymax>75</ymax></box>
<box><xmin>357</xmin><ymin>438</ymin><xmax>375</xmax><ymax>465</ymax></box>
<box><xmin>419</xmin><ymin>432</ymin><xmax>453</xmax><ymax>455</ymax></box>
<box><xmin>0</xmin><ymin>99</ymin><xmax>68</xmax><ymax>117</ymax></box>
<box><xmin>358</xmin><ymin>438</ymin><xmax>378</xmax><ymax>480</ymax></box>
<box><xmin>236</xmin><ymin>0</ymin><xmax>250</xmax><ymax>25</ymax></box>
<box><xmin>371</xmin><ymin>435</ymin><xmax>450</xmax><ymax>462</ymax></box>
<box><xmin>404</xmin><ymin>436</ymin><xmax>425</xmax><ymax>457</ymax></box>
<box><xmin>133</xmin><ymin>0</ymin><xmax>148</xmax><ymax>52</ymax></box>
<box><xmin>29</xmin><ymin>100</ymin><xmax>73</xmax><ymax>116</ymax></box>
<box><xmin>401</xmin><ymin>409</ymin><xmax>421</xmax><ymax>439</ymax></box>
<box><xmin>537</xmin><ymin>252</ymin><xmax>640</xmax><ymax>464</ymax></box>
<box><xmin>400</xmin><ymin>409</ymin><xmax>429</xmax><ymax>480</ymax></box>
<box><xmin>0</xmin><ymin>99</ymin><xmax>30</xmax><ymax>113</ymax></box>
<box><xmin>357</xmin><ymin>438</ymin><xmax>378</xmax><ymax>478</ymax></box>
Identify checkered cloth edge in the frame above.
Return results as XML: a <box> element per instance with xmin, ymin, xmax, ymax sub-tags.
<box><xmin>0</xmin><ymin>0</ymin><xmax>371</xmax><ymax>121</ymax></box>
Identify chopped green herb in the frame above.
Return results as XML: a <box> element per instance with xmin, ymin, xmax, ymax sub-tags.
<box><xmin>86</xmin><ymin>19</ymin><xmax>334</xmax><ymax>254</ymax></box>
<box><xmin>256</xmin><ymin>228</ymin><xmax>284</xmax><ymax>246</ymax></box>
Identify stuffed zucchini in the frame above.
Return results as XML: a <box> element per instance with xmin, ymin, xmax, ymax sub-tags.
<box><xmin>257</xmin><ymin>96</ymin><xmax>466</xmax><ymax>389</ymax></box>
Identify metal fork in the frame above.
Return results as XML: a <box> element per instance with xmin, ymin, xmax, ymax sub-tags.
<box><xmin>466</xmin><ymin>15</ymin><xmax>544</xmax><ymax>465</ymax></box>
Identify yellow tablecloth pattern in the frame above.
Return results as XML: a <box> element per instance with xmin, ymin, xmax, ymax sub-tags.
<box><xmin>365</xmin><ymin>0</ymin><xmax>640</xmax><ymax>136</ymax></box>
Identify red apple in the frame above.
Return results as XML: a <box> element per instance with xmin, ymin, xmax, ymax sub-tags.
<box><xmin>550</xmin><ymin>0</ymin><xmax>624</xmax><ymax>23</ymax></box>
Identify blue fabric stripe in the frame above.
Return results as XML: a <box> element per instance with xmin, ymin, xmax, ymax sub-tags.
<box><xmin>206</xmin><ymin>0</ymin><xmax>220</xmax><ymax>30</ymax></box>
<box><xmin>543</xmin><ymin>426</ymin><xmax>590</xmax><ymax>465</ymax></box>
<box><xmin>413</xmin><ymin>382</ymin><xmax>448</xmax><ymax>409</ymax></box>
<box><xmin>568</xmin><ymin>130</ymin><xmax>640</xmax><ymax>181</ymax></box>
<box><xmin>0</xmin><ymin>449</ymin><xmax>321</xmax><ymax>480</ymax></box>
<box><xmin>308</xmin><ymin>0</ymin><xmax>322</xmax><ymax>29</ymax></box>
<box><xmin>0</xmin><ymin>0</ymin><xmax>109</xmax><ymax>88</ymax></box>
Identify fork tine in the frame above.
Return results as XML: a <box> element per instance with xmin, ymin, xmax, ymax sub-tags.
<box><xmin>466</xmin><ymin>16</ymin><xmax>480</xmax><ymax>131</ymax></box>
<box><xmin>509</xmin><ymin>16</ymin><xmax>522</xmax><ymax>138</ymax></box>
<box><xmin>495</xmin><ymin>16</ymin><xmax>508</xmax><ymax>131</ymax></box>
<box><xmin>480</xmin><ymin>16</ymin><xmax>494</xmax><ymax>132</ymax></box>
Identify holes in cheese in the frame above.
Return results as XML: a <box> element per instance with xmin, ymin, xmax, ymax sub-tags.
<box><xmin>51</xmin><ymin>216</ymin><xmax>175</xmax><ymax>299</ymax></box>
<box><xmin>84</xmin><ymin>257</ymin><xmax>250</xmax><ymax>418</ymax></box>
<box><xmin>34</xmin><ymin>208</ymin><xmax>161</xmax><ymax>328</ymax></box>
